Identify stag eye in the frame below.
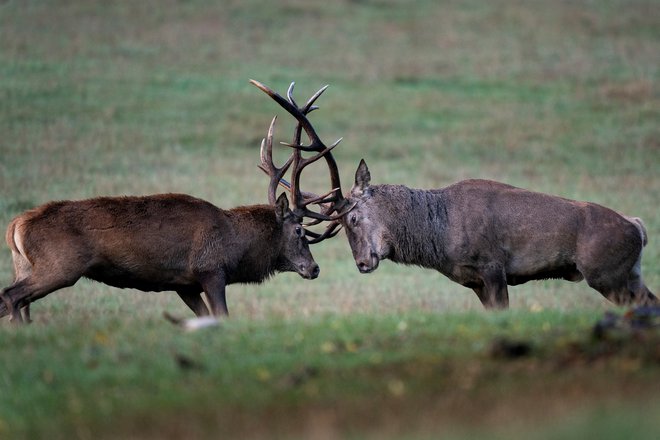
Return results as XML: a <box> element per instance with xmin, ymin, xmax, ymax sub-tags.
<box><xmin>350</xmin><ymin>214</ymin><xmax>358</xmax><ymax>226</ymax></box>
<box><xmin>295</xmin><ymin>226</ymin><xmax>304</xmax><ymax>237</ymax></box>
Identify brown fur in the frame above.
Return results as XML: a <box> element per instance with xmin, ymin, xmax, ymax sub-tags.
<box><xmin>1</xmin><ymin>193</ymin><xmax>319</xmax><ymax>323</ymax></box>
<box><xmin>342</xmin><ymin>160</ymin><xmax>657</xmax><ymax>309</ymax></box>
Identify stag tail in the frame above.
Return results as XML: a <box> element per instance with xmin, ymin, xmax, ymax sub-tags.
<box><xmin>1</xmin><ymin>218</ymin><xmax>30</xmax><ymax>319</ymax></box>
<box><xmin>624</xmin><ymin>216</ymin><xmax>657</xmax><ymax>304</ymax></box>
<box><xmin>1</xmin><ymin>221</ymin><xmax>16</xmax><ymax>317</ymax></box>
<box><xmin>631</xmin><ymin>219</ymin><xmax>657</xmax><ymax>302</ymax></box>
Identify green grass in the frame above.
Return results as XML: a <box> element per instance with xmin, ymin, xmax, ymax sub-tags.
<box><xmin>2</xmin><ymin>307</ymin><xmax>658</xmax><ymax>439</ymax></box>
<box><xmin>0</xmin><ymin>0</ymin><xmax>659</xmax><ymax>438</ymax></box>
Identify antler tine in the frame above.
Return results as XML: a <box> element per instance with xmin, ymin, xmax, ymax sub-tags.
<box><xmin>286</xmin><ymin>82</ymin><xmax>298</xmax><ymax>109</ymax></box>
<box><xmin>303</xmin><ymin>218</ymin><xmax>323</xmax><ymax>227</ymax></box>
<box><xmin>302</xmin><ymin>197</ymin><xmax>356</xmax><ymax>244</ymax></box>
<box><xmin>280</xmin><ymin>136</ymin><xmax>343</xmax><ymax>153</ymax></box>
<box><xmin>249</xmin><ymin>79</ymin><xmax>326</xmax><ymax>152</ymax></box>
<box><xmin>259</xmin><ymin>160</ymin><xmax>328</xmax><ymax>207</ymax></box>
<box><xmin>258</xmin><ymin>115</ymin><xmax>293</xmax><ymax>205</ymax></box>
<box><xmin>302</xmin><ymin>84</ymin><xmax>329</xmax><ymax>114</ymax></box>
<box><xmin>306</xmin><ymin>221</ymin><xmax>343</xmax><ymax>244</ymax></box>
<box><xmin>258</xmin><ymin>115</ymin><xmax>276</xmax><ymax>171</ymax></box>
<box><xmin>300</xmin><ymin>187</ymin><xmax>341</xmax><ymax>208</ymax></box>
<box><xmin>288</xmin><ymin>140</ymin><xmax>344</xmax><ymax>212</ymax></box>
<box><xmin>293</xmin><ymin>140</ymin><xmax>344</xmax><ymax>213</ymax></box>
<box><xmin>288</xmin><ymin>81</ymin><xmax>324</xmax><ymax>116</ymax></box>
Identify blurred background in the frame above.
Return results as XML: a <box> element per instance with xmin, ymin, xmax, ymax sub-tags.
<box><xmin>0</xmin><ymin>1</ymin><xmax>658</xmax><ymax>438</ymax></box>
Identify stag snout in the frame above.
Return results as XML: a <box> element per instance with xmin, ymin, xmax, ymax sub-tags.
<box><xmin>299</xmin><ymin>262</ymin><xmax>320</xmax><ymax>280</ymax></box>
<box><xmin>356</xmin><ymin>253</ymin><xmax>380</xmax><ymax>274</ymax></box>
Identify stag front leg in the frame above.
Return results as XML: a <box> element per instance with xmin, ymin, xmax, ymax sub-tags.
<box><xmin>200</xmin><ymin>272</ymin><xmax>228</xmax><ymax>316</ymax></box>
<box><xmin>176</xmin><ymin>290</ymin><xmax>211</xmax><ymax>317</ymax></box>
<box><xmin>473</xmin><ymin>266</ymin><xmax>509</xmax><ymax>309</ymax></box>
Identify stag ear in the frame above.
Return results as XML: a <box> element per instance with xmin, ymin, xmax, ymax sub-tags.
<box><xmin>352</xmin><ymin>159</ymin><xmax>371</xmax><ymax>197</ymax></box>
<box><xmin>275</xmin><ymin>193</ymin><xmax>290</xmax><ymax>223</ymax></box>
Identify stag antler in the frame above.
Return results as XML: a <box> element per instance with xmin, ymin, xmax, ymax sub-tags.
<box><xmin>252</xmin><ymin>79</ymin><xmax>354</xmax><ymax>244</ymax></box>
<box><xmin>259</xmin><ymin>116</ymin><xmax>293</xmax><ymax>206</ymax></box>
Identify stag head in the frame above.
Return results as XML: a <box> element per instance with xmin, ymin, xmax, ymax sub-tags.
<box><xmin>343</xmin><ymin>159</ymin><xmax>391</xmax><ymax>273</ymax></box>
<box><xmin>272</xmin><ymin>192</ymin><xmax>320</xmax><ymax>279</ymax></box>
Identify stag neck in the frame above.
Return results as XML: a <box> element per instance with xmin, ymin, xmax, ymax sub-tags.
<box><xmin>225</xmin><ymin>204</ymin><xmax>285</xmax><ymax>283</ymax></box>
<box><xmin>368</xmin><ymin>185</ymin><xmax>450</xmax><ymax>267</ymax></box>
<box><xmin>228</xmin><ymin>204</ymin><xmax>282</xmax><ymax>235</ymax></box>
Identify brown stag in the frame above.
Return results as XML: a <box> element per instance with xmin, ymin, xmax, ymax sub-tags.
<box><xmin>0</xmin><ymin>95</ymin><xmax>340</xmax><ymax>323</ymax></box>
<box><xmin>252</xmin><ymin>81</ymin><xmax>657</xmax><ymax>310</ymax></box>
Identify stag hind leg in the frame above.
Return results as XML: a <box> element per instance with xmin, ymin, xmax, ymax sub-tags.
<box><xmin>579</xmin><ymin>231</ymin><xmax>657</xmax><ymax>307</ymax></box>
<box><xmin>1</xmin><ymin>280</ymin><xmax>40</xmax><ymax>323</ymax></box>
<box><xmin>1</xmin><ymin>271</ymin><xmax>82</xmax><ymax>324</ymax></box>
<box><xmin>625</xmin><ymin>252</ymin><xmax>658</xmax><ymax>306</ymax></box>
<box><xmin>1</xmin><ymin>248</ymin><xmax>35</xmax><ymax>322</ymax></box>
<box><xmin>0</xmin><ymin>286</ymin><xmax>18</xmax><ymax>322</ymax></box>
<box><xmin>581</xmin><ymin>262</ymin><xmax>636</xmax><ymax>306</ymax></box>
<box><xmin>1</xmin><ymin>249</ymin><xmax>85</xmax><ymax>324</ymax></box>
<box><xmin>581</xmin><ymin>261</ymin><xmax>657</xmax><ymax>306</ymax></box>
<box><xmin>1</xmin><ymin>280</ymin><xmax>35</xmax><ymax>323</ymax></box>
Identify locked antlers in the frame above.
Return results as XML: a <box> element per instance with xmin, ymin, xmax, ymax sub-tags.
<box><xmin>251</xmin><ymin>79</ymin><xmax>353</xmax><ymax>244</ymax></box>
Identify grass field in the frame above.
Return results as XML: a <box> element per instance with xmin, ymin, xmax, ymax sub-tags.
<box><xmin>1</xmin><ymin>0</ymin><xmax>659</xmax><ymax>438</ymax></box>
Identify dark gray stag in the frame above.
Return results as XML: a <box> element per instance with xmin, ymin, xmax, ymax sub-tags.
<box><xmin>342</xmin><ymin>160</ymin><xmax>657</xmax><ymax>308</ymax></box>
<box><xmin>251</xmin><ymin>80</ymin><xmax>657</xmax><ymax>309</ymax></box>
<box><xmin>0</xmin><ymin>98</ymin><xmax>340</xmax><ymax>323</ymax></box>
